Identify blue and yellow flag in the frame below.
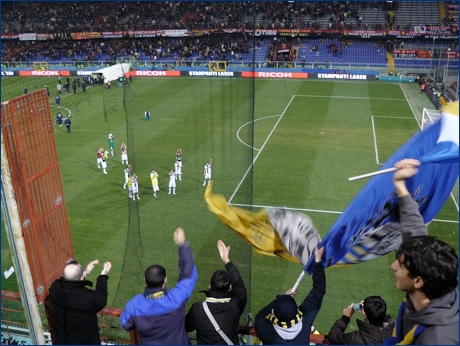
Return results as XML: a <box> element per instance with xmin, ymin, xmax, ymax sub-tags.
<box><xmin>304</xmin><ymin>101</ymin><xmax>459</xmax><ymax>274</ymax></box>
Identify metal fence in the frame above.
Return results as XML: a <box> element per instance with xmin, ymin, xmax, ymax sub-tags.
<box><xmin>1</xmin><ymin>290</ymin><xmax>329</xmax><ymax>345</ymax></box>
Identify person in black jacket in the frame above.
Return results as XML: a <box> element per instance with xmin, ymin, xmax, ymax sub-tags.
<box><xmin>185</xmin><ymin>240</ymin><xmax>247</xmax><ymax>344</ymax></box>
<box><xmin>64</xmin><ymin>116</ymin><xmax>71</xmax><ymax>133</ymax></box>
<box><xmin>254</xmin><ymin>246</ymin><xmax>325</xmax><ymax>345</ymax></box>
<box><xmin>327</xmin><ymin>295</ymin><xmax>394</xmax><ymax>344</ymax></box>
<box><xmin>48</xmin><ymin>259</ymin><xmax>111</xmax><ymax>344</ymax></box>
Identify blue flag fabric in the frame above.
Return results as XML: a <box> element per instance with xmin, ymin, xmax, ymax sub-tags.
<box><xmin>305</xmin><ymin>112</ymin><xmax>459</xmax><ymax>274</ymax></box>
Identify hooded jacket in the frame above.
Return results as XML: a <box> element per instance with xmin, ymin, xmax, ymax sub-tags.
<box><xmin>254</xmin><ymin>262</ymin><xmax>325</xmax><ymax>344</ymax></box>
<box><xmin>327</xmin><ymin>314</ymin><xmax>395</xmax><ymax>344</ymax></box>
<box><xmin>49</xmin><ymin>275</ymin><xmax>108</xmax><ymax>344</ymax></box>
<box><xmin>185</xmin><ymin>261</ymin><xmax>247</xmax><ymax>344</ymax></box>
<box><xmin>391</xmin><ymin>194</ymin><xmax>459</xmax><ymax>344</ymax></box>
<box><xmin>402</xmin><ymin>290</ymin><xmax>459</xmax><ymax>344</ymax></box>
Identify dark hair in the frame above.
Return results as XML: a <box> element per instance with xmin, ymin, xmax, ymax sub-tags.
<box><xmin>363</xmin><ymin>296</ymin><xmax>387</xmax><ymax>326</ymax></box>
<box><xmin>210</xmin><ymin>270</ymin><xmax>230</xmax><ymax>292</ymax></box>
<box><xmin>396</xmin><ymin>235</ymin><xmax>458</xmax><ymax>299</ymax></box>
<box><xmin>144</xmin><ymin>265</ymin><xmax>166</xmax><ymax>288</ymax></box>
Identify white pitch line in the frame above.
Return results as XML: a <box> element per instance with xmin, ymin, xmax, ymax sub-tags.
<box><xmin>372</xmin><ymin>116</ymin><xmax>415</xmax><ymax>119</ymax></box>
<box><xmin>230</xmin><ymin>203</ymin><xmax>343</xmax><ymax>215</ymax></box>
<box><xmin>449</xmin><ymin>192</ymin><xmax>459</xmax><ymax>212</ymax></box>
<box><xmin>230</xmin><ymin>204</ymin><xmax>458</xmax><ymax>223</ymax></box>
<box><xmin>296</xmin><ymin>95</ymin><xmax>406</xmax><ymax>101</ymax></box>
<box><xmin>236</xmin><ymin>115</ymin><xmax>281</xmax><ymax>151</ymax></box>
<box><xmin>61</xmin><ymin>107</ymin><xmax>72</xmax><ymax>117</ymax></box>
<box><xmin>371</xmin><ymin>115</ymin><xmax>418</xmax><ymax>165</ymax></box>
<box><xmin>228</xmin><ymin>95</ymin><xmax>296</xmax><ymax>204</ymax></box>
<box><xmin>431</xmin><ymin>218</ymin><xmax>459</xmax><ymax>224</ymax></box>
<box><xmin>373</xmin><ymin>115</ymin><xmax>421</xmax><ymax>166</ymax></box>
<box><xmin>399</xmin><ymin>84</ymin><xmax>422</xmax><ymax>129</ymax></box>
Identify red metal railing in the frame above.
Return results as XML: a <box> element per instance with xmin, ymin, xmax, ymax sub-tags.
<box><xmin>2</xmin><ymin>290</ymin><xmax>135</xmax><ymax>344</ymax></box>
<box><xmin>2</xmin><ymin>290</ymin><xmax>329</xmax><ymax>344</ymax></box>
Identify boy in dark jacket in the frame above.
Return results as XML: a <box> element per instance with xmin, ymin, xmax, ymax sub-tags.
<box><xmin>254</xmin><ymin>246</ymin><xmax>325</xmax><ymax>345</ymax></box>
<box><xmin>327</xmin><ymin>295</ymin><xmax>394</xmax><ymax>344</ymax></box>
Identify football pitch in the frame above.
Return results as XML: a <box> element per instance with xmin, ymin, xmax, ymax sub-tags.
<box><xmin>1</xmin><ymin>76</ymin><xmax>458</xmax><ymax>335</ymax></box>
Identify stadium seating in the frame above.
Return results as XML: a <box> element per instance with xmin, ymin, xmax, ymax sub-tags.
<box><xmin>394</xmin><ymin>1</ymin><xmax>441</xmax><ymax>29</ymax></box>
<box><xmin>1</xmin><ymin>1</ymin><xmax>453</xmax><ymax>33</ymax></box>
<box><xmin>1</xmin><ymin>1</ymin><xmax>457</xmax><ymax>69</ymax></box>
<box><xmin>297</xmin><ymin>39</ymin><xmax>386</xmax><ymax>66</ymax></box>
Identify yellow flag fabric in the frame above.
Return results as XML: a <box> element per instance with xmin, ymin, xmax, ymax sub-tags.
<box><xmin>204</xmin><ymin>182</ymin><xmax>300</xmax><ymax>263</ymax></box>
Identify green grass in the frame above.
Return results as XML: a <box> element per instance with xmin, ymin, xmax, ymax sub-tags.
<box><xmin>1</xmin><ymin>76</ymin><xmax>457</xmax><ymax>337</ymax></box>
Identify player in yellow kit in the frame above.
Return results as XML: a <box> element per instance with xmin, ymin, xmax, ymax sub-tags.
<box><xmin>150</xmin><ymin>169</ymin><xmax>159</xmax><ymax>198</ymax></box>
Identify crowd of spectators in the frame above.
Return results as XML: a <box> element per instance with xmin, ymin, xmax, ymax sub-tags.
<box><xmin>3</xmin><ymin>36</ymin><xmax>457</xmax><ymax>65</ymax></box>
<box><xmin>3</xmin><ymin>1</ymin><xmax>448</xmax><ymax>34</ymax></box>
<box><xmin>253</xmin><ymin>1</ymin><xmax>388</xmax><ymax>30</ymax></box>
<box><xmin>1</xmin><ymin>35</ymin><xmax>254</xmax><ymax>63</ymax></box>
<box><xmin>0</xmin><ymin>1</ymin><xmax>456</xmax><ymax>64</ymax></box>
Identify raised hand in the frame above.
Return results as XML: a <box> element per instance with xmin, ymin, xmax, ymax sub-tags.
<box><xmin>217</xmin><ymin>240</ymin><xmax>230</xmax><ymax>264</ymax></box>
<box><xmin>174</xmin><ymin>227</ymin><xmax>185</xmax><ymax>246</ymax></box>
<box><xmin>101</xmin><ymin>262</ymin><xmax>112</xmax><ymax>275</ymax></box>
<box><xmin>83</xmin><ymin>259</ymin><xmax>99</xmax><ymax>276</ymax></box>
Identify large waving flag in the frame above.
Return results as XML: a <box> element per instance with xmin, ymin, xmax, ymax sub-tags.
<box><xmin>304</xmin><ymin>101</ymin><xmax>459</xmax><ymax>274</ymax></box>
<box><xmin>204</xmin><ymin>183</ymin><xmax>321</xmax><ymax>265</ymax></box>
<box><xmin>205</xmin><ymin>102</ymin><xmax>458</xmax><ymax>275</ymax></box>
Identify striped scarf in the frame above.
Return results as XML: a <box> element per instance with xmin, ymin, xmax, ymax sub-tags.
<box><xmin>265</xmin><ymin>309</ymin><xmax>303</xmax><ymax>329</ymax></box>
<box><xmin>383</xmin><ymin>299</ymin><xmax>426</xmax><ymax>344</ymax></box>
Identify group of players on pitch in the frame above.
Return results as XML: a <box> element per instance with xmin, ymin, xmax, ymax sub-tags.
<box><xmin>99</xmin><ymin>141</ymin><xmax>212</xmax><ymax>199</ymax></box>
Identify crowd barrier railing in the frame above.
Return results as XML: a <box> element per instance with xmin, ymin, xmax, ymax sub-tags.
<box><xmin>2</xmin><ymin>290</ymin><xmax>329</xmax><ymax>345</ymax></box>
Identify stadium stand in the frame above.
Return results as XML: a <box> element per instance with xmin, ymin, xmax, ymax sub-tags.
<box><xmin>2</xmin><ymin>1</ymin><xmax>447</xmax><ymax>33</ymax></box>
<box><xmin>393</xmin><ymin>1</ymin><xmax>441</xmax><ymax>29</ymax></box>
<box><xmin>1</xmin><ymin>1</ymin><xmax>454</xmax><ymax>33</ymax></box>
<box><xmin>0</xmin><ymin>2</ymin><xmax>457</xmax><ymax>81</ymax></box>
<box><xmin>0</xmin><ymin>37</ymin><xmax>396</xmax><ymax>66</ymax></box>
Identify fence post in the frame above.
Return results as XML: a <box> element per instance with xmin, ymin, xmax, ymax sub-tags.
<box><xmin>1</xmin><ymin>134</ymin><xmax>45</xmax><ymax>344</ymax></box>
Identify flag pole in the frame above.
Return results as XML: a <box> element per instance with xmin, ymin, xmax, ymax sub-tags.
<box><xmin>348</xmin><ymin>167</ymin><xmax>397</xmax><ymax>181</ymax></box>
<box><xmin>291</xmin><ymin>270</ymin><xmax>306</xmax><ymax>293</ymax></box>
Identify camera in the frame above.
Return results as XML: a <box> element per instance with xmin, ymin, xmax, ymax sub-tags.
<box><xmin>353</xmin><ymin>303</ymin><xmax>363</xmax><ymax>311</ymax></box>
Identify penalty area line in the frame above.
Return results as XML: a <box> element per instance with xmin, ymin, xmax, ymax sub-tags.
<box><xmin>229</xmin><ymin>203</ymin><xmax>343</xmax><ymax>215</ymax></box>
<box><xmin>230</xmin><ymin>203</ymin><xmax>458</xmax><ymax>224</ymax></box>
<box><xmin>228</xmin><ymin>95</ymin><xmax>296</xmax><ymax>204</ymax></box>
<box><xmin>296</xmin><ymin>95</ymin><xmax>406</xmax><ymax>101</ymax></box>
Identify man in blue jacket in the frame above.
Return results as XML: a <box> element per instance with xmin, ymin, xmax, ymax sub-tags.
<box><xmin>120</xmin><ymin>227</ymin><xmax>198</xmax><ymax>344</ymax></box>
